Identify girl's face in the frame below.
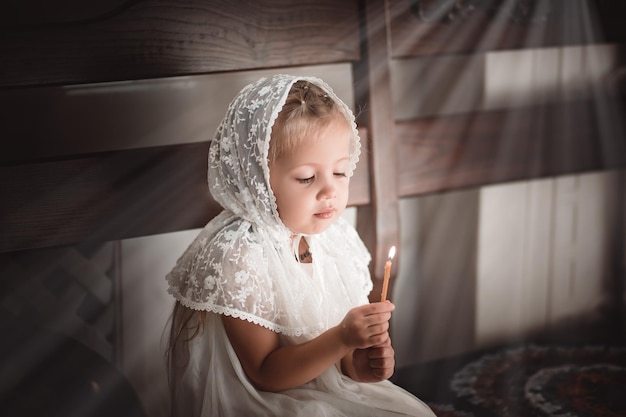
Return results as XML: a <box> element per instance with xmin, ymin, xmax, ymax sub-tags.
<box><xmin>269</xmin><ymin>116</ymin><xmax>352</xmax><ymax>235</ymax></box>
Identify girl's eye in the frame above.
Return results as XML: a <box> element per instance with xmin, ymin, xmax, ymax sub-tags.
<box><xmin>334</xmin><ymin>172</ymin><xmax>347</xmax><ymax>178</ymax></box>
<box><xmin>297</xmin><ymin>176</ymin><xmax>315</xmax><ymax>184</ymax></box>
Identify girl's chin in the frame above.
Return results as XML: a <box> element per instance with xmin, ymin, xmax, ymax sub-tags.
<box><xmin>288</xmin><ymin>223</ymin><xmax>333</xmax><ymax>236</ymax></box>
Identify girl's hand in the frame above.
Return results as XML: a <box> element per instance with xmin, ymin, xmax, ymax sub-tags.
<box><xmin>339</xmin><ymin>302</ymin><xmax>394</xmax><ymax>349</ymax></box>
<box><xmin>351</xmin><ymin>338</ymin><xmax>395</xmax><ymax>382</ymax></box>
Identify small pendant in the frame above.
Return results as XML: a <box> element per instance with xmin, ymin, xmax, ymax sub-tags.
<box><xmin>298</xmin><ymin>249</ymin><xmax>312</xmax><ymax>262</ymax></box>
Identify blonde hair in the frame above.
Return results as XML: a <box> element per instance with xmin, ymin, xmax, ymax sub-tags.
<box><xmin>268</xmin><ymin>80</ymin><xmax>344</xmax><ymax>163</ymax></box>
<box><xmin>165</xmin><ymin>302</ymin><xmax>202</xmax><ymax>417</ymax></box>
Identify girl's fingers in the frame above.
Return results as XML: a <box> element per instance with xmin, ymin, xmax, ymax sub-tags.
<box><xmin>368</xmin><ymin>345</ymin><xmax>394</xmax><ymax>360</ymax></box>
<box><xmin>342</xmin><ymin>303</ymin><xmax>394</xmax><ymax>348</ymax></box>
<box><xmin>368</xmin><ymin>346</ymin><xmax>395</xmax><ymax>379</ymax></box>
<box><xmin>371</xmin><ymin>333</ymin><xmax>389</xmax><ymax>346</ymax></box>
<box><xmin>364</xmin><ymin>302</ymin><xmax>395</xmax><ymax>315</ymax></box>
<box><xmin>368</xmin><ymin>321</ymin><xmax>389</xmax><ymax>336</ymax></box>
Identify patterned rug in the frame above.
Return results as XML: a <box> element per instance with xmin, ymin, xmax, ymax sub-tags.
<box><xmin>445</xmin><ymin>344</ymin><xmax>626</xmax><ymax>417</ymax></box>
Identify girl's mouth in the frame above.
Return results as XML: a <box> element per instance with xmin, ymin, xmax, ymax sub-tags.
<box><xmin>315</xmin><ymin>208</ymin><xmax>335</xmax><ymax>219</ymax></box>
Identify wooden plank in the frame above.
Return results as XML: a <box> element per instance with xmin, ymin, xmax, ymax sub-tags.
<box><xmin>0</xmin><ymin>64</ymin><xmax>357</xmax><ymax>164</ymax></box>
<box><xmin>0</xmin><ymin>143</ymin><xmax>218</xmax><ymax>252</ymax></box>
<box><xmin>3</xmin><ymin>96</ymin><xmax>624</xmax><ymax>253</ymax></box>
<box><xmin>0</xmin><ymin>0</ymin><xmax>360</xmax><ymax>87</ymax></box>
<box><xmin>350</xmin><ymin>128</ymin><xmax>372</xmax><ymax>207</ymax></box>
<box><xmin>353</xmin><ymin>0</ymin><xmax>400</xmax><ymax>300</ymax></box>
<box><xmin>388</xmin><ymin>0</ymin><xmax>626</xmax><ymax>58</ymax></box>
<box><xmin>396</xmin><ymin>99</ymin><xmax>626</xmax><ymax>197</ymax></box>
<box><xmin>0</xmin><ymin>129</ymin><xmax>370</xmax><ymax>253</ymax></box>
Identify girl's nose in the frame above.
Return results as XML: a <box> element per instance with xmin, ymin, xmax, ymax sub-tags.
<box><xmin>317</xmin><ymin>179</ymin><xmax>337</xmax><ymax>200</ymax></box>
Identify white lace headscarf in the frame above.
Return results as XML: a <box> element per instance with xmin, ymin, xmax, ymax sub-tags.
<box><xmin>166</xmin><ymin>74</ymin><xmax>371</xmax><ymax>338</ymax></box>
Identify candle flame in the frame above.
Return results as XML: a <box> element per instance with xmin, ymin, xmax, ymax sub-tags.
<box><xmin>388</xmin><ymin>246</ymin><xmax>396</xmax><ymax>260</ymax></box>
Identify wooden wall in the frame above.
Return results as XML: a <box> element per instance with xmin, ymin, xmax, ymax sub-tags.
<box><xmin>2</xmin><ymin>0</ymin><xmax>626</xmax><ymax>300</ymax></box>
<box><xmin>2</xmin><ymin>1</ymin><xmax>626</xmax><ymax>414</ymax></box>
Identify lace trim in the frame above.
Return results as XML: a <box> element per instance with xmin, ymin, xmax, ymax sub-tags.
<box><xmin>168</xmin><ymin>288</ymin><xmax>316</xmax><ymax>338</ymax></box>
<box><xmin>262</xmin><ymin>77</ymin><xmax>292</xmax><ymax>225</ymax></box>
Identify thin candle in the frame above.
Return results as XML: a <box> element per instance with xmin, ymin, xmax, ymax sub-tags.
<box><xmin>380</xmin><ymin>246</ymin><xmax>396</xmax><ymax>302</ymax></box>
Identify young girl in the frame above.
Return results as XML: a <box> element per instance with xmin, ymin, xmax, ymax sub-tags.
<box><xmin>165</xmin><ymin>74</ymin><xmax>435</xmax><ymax>416</ymax></box>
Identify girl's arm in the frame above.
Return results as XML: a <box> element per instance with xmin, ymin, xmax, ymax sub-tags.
<box><xmin>221</xmin><ymin>301</ymin><xmax>394</xmax><ymax>392</ymax></box>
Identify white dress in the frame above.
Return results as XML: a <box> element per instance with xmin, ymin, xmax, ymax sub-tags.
<box><xmin>170</xmin><ymin>221</ymin><xmax>434</xmax><ymax>417</ymax></box>
<box><xmin>165</xmin><ymin>74</ymin><xmax>435</xmax><ymax>417</ymax></box>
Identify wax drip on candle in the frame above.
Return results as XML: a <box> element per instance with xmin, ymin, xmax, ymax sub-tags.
<box><xmin>380</xmin><ymin>246</ymin><xmax>396</xmax><ymax>302</ymax></box>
